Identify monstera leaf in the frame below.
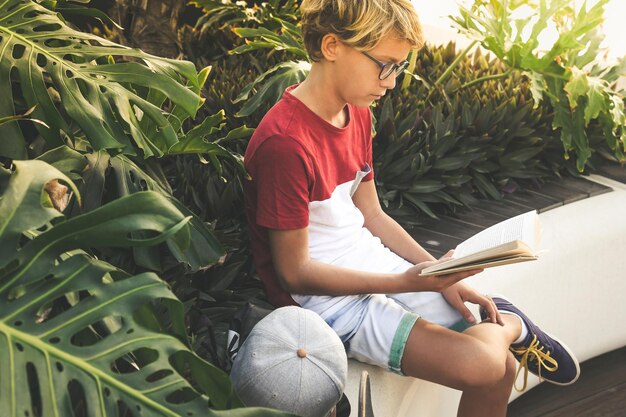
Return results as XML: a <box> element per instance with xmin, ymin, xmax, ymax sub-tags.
<box><xmin>0</xmin><ymin>0</ymin><xmax>207</xmax><ymax>159</ymax></box>
<box><xmin>0</xmin><ymin>160</ymin><xmax>291</xmax><ymax>417</ymax></box>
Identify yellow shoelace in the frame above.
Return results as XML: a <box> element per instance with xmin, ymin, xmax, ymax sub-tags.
<box><xmin>510</xmin><ymin>334</ymin><xmax>559</xmax><ymax>392</ymax></box>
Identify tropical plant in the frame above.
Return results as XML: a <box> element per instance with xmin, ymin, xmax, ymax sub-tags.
<box><xmin>0</xmin><ymin>159</ymin><xmax>291</xmax><ymax>417</ymax></box>
<box><xmin>372</xmin><ymin>43</ymin><xmax>570</xmax><ymax>224</ymax></box>
<box><xmin>450</xmin><ymin>0</ymin><xmax>626</xmax><ymax>170</ymax></box>
<box><xmin>0</xmin><ymin>0</ymin><xmax>240</xmax><ymax>271</ymax></box>
<box><xmin>192</xmin><ymin>0</ymin><xmax>300</xmax><ymax>34</ymax></box>
<box><xmin>0</xmin><ymin>0</ymin><xmax>209</xmax><ymax>159</ymax></box>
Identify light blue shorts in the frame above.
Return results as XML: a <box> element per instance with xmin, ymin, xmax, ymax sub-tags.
<box><xmin>292</xmin><ymin>260</ymin><xmax>470</xmax><ymax>374</ymax></box>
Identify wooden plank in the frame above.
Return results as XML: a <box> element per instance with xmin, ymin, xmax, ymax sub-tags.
<box><xmin>448</xmin><ymin>207</ymin><xmax>509</xmax><ymax>228</ymax></box>
<box><xmin>595</xmin><ymin>163</ymin><xmax>626</xmax><ymax>184</ymax></box>
<box><xmin>541</xmin><ymin>382</ymin><xmax>626</xmax><ymax>417</ymax></box>
<box><xmin>467</xmin><ymin>199</ymin><xmax>532</xmax><ymax>219</ymax></box>
<box><xmin>417</xmin><ymin>217</ymin><xmax>481</xmax><ymax>242</ymax></box>
<box><xmin>503</xmin><ymin>190</ymin><xmax>563</xmax><ymax>212</ymax></box>
<box><xmin>508</xmin><ymin>346</ymin><xmax>626</xmax><ymax>417</ymax></box>
<box><xmin>555</xmin><ymin>176</ymin><xmax>613</xmax><ymax>197</ymax></box>
<box><xmin>407</xmin><ymin>226</ymin><xmax>463</xmax><ymax>258</ymax></box>
<box><xmin>527</xmin><ymin>181</ymin><xmax>588</xmax><ymax>205</ymax></box>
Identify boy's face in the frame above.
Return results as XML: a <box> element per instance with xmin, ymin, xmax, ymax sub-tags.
<box><xmin>331</xmin><ymin>32</ymin><xmax>412</xmax><ymax>108</ymax></box>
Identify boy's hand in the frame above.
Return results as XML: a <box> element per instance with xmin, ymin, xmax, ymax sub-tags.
<box><xmin>403</xmin><ymin>250</ymin><xmax>483</xmax><ymax>293</ymax></box>
<box><xmin>442</xmin><ymin>282</ymin><xmax>503</xmax><ymax>325</ymax></box>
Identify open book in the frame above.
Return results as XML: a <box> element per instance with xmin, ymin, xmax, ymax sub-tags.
<box><xmin>420</xmin><ymin>210</ymin><xmax>541</xmax><ymax>276</ymax></box>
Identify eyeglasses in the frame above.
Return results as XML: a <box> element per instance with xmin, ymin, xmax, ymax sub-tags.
<box><xmin>362</xmin><ymin>52</ymin><xmax>409</xmax><ymax>80</ymax></box>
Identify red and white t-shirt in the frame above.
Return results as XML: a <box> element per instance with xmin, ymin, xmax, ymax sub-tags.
<box><xmin>244</xmin><ymin>85</ymin><xmax>403</xmax><ymax>307</ymax></box>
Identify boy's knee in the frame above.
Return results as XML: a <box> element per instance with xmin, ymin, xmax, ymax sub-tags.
<box><xmin>458</xmin><ymin>345</ymin><xmax>509</xmax><ymax>388</ymax></box>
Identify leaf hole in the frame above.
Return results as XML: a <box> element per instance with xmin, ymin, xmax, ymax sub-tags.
<box><xmin>15</xmin><ymin>28</ymin><xmax>26</xmax><ymax>34</ymax></box>
<box><xmin>116</xmin><ymin>401</ymin><xmax>135</xmax><ymax>417</ymax></box>
<box><xmin>71</xmin><ymin>316</ymin><xmax>124</xmax><ymax>347</ymax></box>
<box><xmin>16</xmin><ymin>343</ymin><xmax>24</xmax><ymax>352</ymax></box>
<box><xmin>36</xmin><ymin>223</ymin><xmax>53</xmax><ymax>233</ymax></box>
<box><xmin>75</xmin><ymin>78</ymin><xmax>91</xmax><ymax>99</ymax></box>
<box><xmin>12</xmin><ymin>44</ymin><xmax>26</xmax><ymax>59</ymax></box>
<box><xmin>8</xmin><ymin>284</ymin><xmax>27</xmax><ymax>301</ymax></box>
<box><xmin>36</xmin><ymin>54</ymin><xmax>47</xmax><ymax>68</ymax></box>
<box><xmin>110</xmin><ymin>348</ymin><xmax>159</xmax><ymax>374</ymax></box>
<box><xmin>33</xmin><ymin>23</ymin><xmax>62</xmax><ymax>32</ymax></box>
<box><xmin>126</xmin><ymin>328</ymin><xmax>134</xmax><ymax>334</ymax></box>
<box><xmin>62</xmin><ymin>53</ymin><xmax>85</xmax><ymax>63</ymax></box>
<box><xmin>165</xmin><ymin>388</ymin><xmax>198</xmax><ymax>405</ymax></box>
<box><xmin>104</xmin><ymin>387</ymin><xmax>111</xmax><ymax>397</ymax></box>
<box><xmin>56</xmin><ymin>362</ymin><xmax>63</xmax><ymax>372</ymax></box>
<box><xmin>14</xmin><ymin>320</ymin><xmax>22</xmax><ymax>326</ymax></box>
<box><xmin>36</xmin><ymin>291</ymin><xmax>87</xmax><ymax>324</ymax></box>
<box><xmin>48</xmin><ymin>337</ymin><xmax>60</xmax><ymax>344</ymax></box>
<box><xmin>100</xmin><ymin>86</ymin><xmax>107</xmax><ymax>93</ymax></box>
<box><xmin>146</xmin><ymin>369</ymin><xmax>173</xmax><ymax>383</ymax></box>
<box><xmin>26</xmin><ymin>363</ymin><xmax>42</xmax><ymax>417</ymax></box>
<box><xmin>65</xmin><ymin>70</ymin><xmax>74</xmax><ymax>78</ymax></box>
<box><xmin>24</xmin><ymin>10</ymin><xmax>46</xmax><ymax>19</ymax></box>
<box><xmin>44</xmin><ymin>39</ymin><xmax>71</xmax><ymax>48</ymax></box>
<box><xmin>7</xmin><ymin>2</ymin><xmax>21</xmax><ymax>12</ymax></box>
<box><xmin>139</xmin><ymin>179</ymin><xmax>148</xmax><ymax>191</ymax></box>
<box><xmin>68</xmin><ymin>380</ymin><xmax>88</xmax><ymax>417</ymax></box>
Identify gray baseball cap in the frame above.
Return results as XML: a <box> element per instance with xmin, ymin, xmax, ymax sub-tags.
<box><xmin>230</xmin><ymin>306</ymin><xmax>348</xmax><ymax>417</ymax></box>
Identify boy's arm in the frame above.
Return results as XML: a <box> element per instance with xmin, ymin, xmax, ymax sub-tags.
<box><xmin>352</xmin><ymin>180</ymin><xmax>435</xmax><ymax>264</ymax></box>
<box><xmin>268</xmin><ymin>227</ymin><xmax>477</xmax><ymax>296</ymax></box>
<box><xmin>352</xmin><ymin>180</ymin><xmax>500</xmax><ymax>324</ymax></box>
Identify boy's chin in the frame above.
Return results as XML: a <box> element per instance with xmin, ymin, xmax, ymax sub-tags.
<box><xmin>351</xmin><ymin>98</ymin><xmax>377</xmax><ymax>108</ymax></box>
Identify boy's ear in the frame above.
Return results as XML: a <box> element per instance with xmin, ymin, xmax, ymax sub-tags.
<box><xmin>320</xmin><ymin>33</ymin><xmax>342</xmax><ymax>62</ymax></box>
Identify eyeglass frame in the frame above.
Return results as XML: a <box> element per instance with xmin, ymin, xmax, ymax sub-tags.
<box><xmin>361</xmin><ymin>51</ymin><xmax>409</xmax><ymax>80</ymax></box>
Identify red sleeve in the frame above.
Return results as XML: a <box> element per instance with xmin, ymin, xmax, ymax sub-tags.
<box><xmin>248</xmin><ymin>135</ymin><xmax>312</xmax><ymax>230</ymax></box>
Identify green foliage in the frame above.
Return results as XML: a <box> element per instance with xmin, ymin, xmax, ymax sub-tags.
<box><xmin>195</xmin><ymin>0</ymin><xmax>309</xmax><ymax>118</ymax></box>
<box><xmin>231</xmin><ymin>20</ymin><xmax>306</xmax><ymax>58</ymax></box>
<box><xmin>0</xmin><ymin>0</ymin><xmax>208</xmax><ymax>159</ymax></box>
<box><xmin>68</xmin><ymin>150</ymin><xmax>224</xmax><ymax>273</ymax></box>
<box><xmin>372</xmin><ymin>44</ymin><xmax>570</xmax><ymax>224</ymax></box>
<box><xmin>450</xmin><ymin>0</ymin><xmax>626</xmax><ymax>170</ymax></box>
<box><xmin>234</xmin><ymin>60</ymin><xmax>311</xmax><ymax>117</ymax></box>
<box><xmin>192</xmin><ymin>0</ymin><xmax>299</xmax><ymax>33</ymax></box>
<box><xmin>0</xmin><ymin>160</ymin><xmax>292</xmax><ymax>417</ymax></box>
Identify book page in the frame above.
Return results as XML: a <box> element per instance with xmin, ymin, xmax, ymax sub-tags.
<box><xmin>452</xmin><ymin>211</ymin><xmax>539</xmax><ymax>259</ymax></box>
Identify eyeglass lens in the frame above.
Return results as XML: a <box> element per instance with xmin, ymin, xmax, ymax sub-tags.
<box><xmin>380</xmin><ymin>61</ymin><xmax>409</xmax><ymax>80</ymax></box>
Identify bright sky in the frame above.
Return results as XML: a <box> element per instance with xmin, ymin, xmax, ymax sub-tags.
<box><xmin>412</xmin><ymin>0</ymin><xmax>626</xmax><ymax>61</ymax></box>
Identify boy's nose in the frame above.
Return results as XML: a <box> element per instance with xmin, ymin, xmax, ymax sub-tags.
<box><xmin>381</xmin><ymin>74</ymin><xmax>397</xmax><ymax>89</ymax></box>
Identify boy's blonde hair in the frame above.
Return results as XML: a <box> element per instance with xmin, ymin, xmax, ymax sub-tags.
<box><xmin>300</xmin><ymin>0</ymin><xmax>423</xmax><ymax>62</ymax></box>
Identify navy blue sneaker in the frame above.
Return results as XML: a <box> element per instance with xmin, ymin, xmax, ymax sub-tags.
<box><xmin>480</xmin><ymin>295</ymin><xmax>580</xmax><ymax>391</ymax></box>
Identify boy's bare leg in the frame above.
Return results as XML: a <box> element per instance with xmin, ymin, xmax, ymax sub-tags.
<box><xmin>401</xmin><ymin>315</ymin><xmax>522</xmax><ymax>417</ymax></box>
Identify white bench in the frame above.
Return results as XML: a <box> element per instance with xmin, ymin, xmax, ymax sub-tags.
<box><xmin>343</xmin><ymin>174</ymin><xmax>626</xmax><ymax>416</ymax></box>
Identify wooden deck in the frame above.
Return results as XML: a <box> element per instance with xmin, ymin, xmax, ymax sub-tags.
<box><xmin>508</xmin><ymin>346</ymin><xmax>626</xmax><ymax>417</ymax></box>
<box><xmin>407</xmin><ymin>175</ymin><xmax>612</xmax><ymax>258</ymax></box>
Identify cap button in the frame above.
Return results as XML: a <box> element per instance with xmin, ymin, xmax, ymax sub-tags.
<box><xmin>297</xmin><ymin>348</ymin><xmax>307</xmax><ymax>358</ymax></box>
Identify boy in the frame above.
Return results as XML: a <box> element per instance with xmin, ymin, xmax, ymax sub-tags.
<box><xmin>243</xmin><ymin>1</ymin><xmax>580</xmax><ymax>415</ymax></box>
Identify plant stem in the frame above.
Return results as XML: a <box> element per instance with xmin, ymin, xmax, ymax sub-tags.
<box><xmin>425</xmin><ymin>40</ymin><xmax>478</xmax><ymax>103</ymax></box>
<box><xmin>457</xmin><ymin>68</ymin><xmax>512</xmax><ymax>91</ymax></box>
